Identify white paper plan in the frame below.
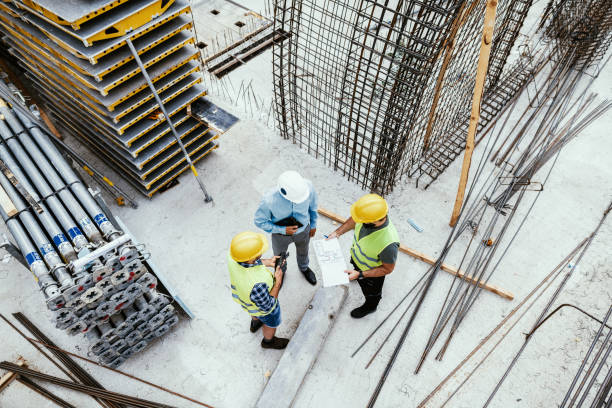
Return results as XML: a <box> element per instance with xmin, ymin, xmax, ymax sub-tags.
<box><xmin>313</xmin><ymin>238</ymin><xmax>349</xmax><ymax>287</ymax></box>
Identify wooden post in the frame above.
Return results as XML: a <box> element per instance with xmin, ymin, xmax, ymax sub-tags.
<box><xmin>449</xmin><ymin>0</ymin><xmax>499</xmax><ymax>227</ymax></box>
<box><xmin>318</xmin><ymin>207</ymin><xmax>513</xmax><ymax>300</ymax></box>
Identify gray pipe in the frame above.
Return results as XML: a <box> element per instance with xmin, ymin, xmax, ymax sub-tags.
<box><xmin>0</xmin><ymin>103</ymin><xmax>101</xmax><ymax>246</ymax></box>
<box><xmin>14</xmin><ymin>110</ymin><xmax>120</xmax><ymax>241</ymax></box>
<box><xmin>0</xmin><ymin>205</ymin><xmax>60</xmax><ymax>301</ymax></box>
<box><xmin>0</xmin><ymin>166</ymin><xmax>74</xmax><ymax>289</ymax></box>
<box><xmin>0</xmin><ymin>118</ymin><xmax>89</xmax><ymax>251</ymax></box>
<box><xmin>0</xmin><ymin>141</ymin><xmax>77</xmax><ymax>262</ymax></box>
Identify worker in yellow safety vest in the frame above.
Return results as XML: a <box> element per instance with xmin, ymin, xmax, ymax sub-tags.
<box><xmin>326</xmin><ymin>194</ymin><xmax>400</xmax><ymax>318</ymax></box>
<box><xmin>228</xmin><ymin>231</ymin><xmax>290</xmax><ymax>349</ymax></box>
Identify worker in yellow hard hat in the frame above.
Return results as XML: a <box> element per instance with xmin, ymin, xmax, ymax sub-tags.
<box><xmin>228</xmin><ymin>231</ymin><xmax>289</xmax><ymax>349</ymax></box>
<box><xmin>326</xmin><ymin>194</ymin><xmax>400</xmax><ymax>318</ymax></box>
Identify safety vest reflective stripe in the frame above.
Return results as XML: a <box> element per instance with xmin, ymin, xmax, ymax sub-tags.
<box><xmin>350</xmin><ymin>220</ymin><xmax>400</xmax><ymax>270</ymax></box>
<box><xmin>228</xmin><ymin>253</ymin><xmax>275</xmax><ymax>317</ymax></box>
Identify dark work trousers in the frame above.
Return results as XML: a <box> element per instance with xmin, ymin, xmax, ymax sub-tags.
<box><xmin>351</xmin><ymin>258</ymin><xmax>385</xmax><ymax>309</ymax></box>
<box><xmin>271</xmin><ymin>224</ymin><xmax>311</xmax><ymax>273</ymax></box>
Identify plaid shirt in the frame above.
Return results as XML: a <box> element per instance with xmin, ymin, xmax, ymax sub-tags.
<box><xmin>250</xmin><ymin>283</ymin><xmax>277</xmax><ymax>313</ymax></box>
<box><xmin>239</xmin><ymin>260</ymin><xmax>277</xmax><ymax>313</ymax></box>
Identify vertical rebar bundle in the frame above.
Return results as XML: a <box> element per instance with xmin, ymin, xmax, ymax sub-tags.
<box><xmin>272</xmin><ymin>0</ymin><xmax>533</xmax><ymax>193</ymax></box>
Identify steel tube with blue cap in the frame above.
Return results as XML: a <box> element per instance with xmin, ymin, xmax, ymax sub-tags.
<box><xmin>12</xmin><ymin>109</ymin><xmax>120</xmax><ymax>241</ymax></box>
<box><xmin>0</xmin><ymin>102</ymin><xmax>103</xmax><ymax>245</ymax></box>
<box><xmin>0</xmin><ymin>204</ymin><xmax>63</xmax><ymax>308</ymax></box>
<box><xmin>0</xmin><ymin>105</ymin><xmax>90</xmax><ymax>253</ymax></box>
<box><xmin>0</xmin><ymin>167</ymin><xmax>75</xmax><ymax>295</ymax></box>
<box><xmin>0</xmin><ymin>141</ymin><xmax>78</xmax><ymax>263</ymax></box>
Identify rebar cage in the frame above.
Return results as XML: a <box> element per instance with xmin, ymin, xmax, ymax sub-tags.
<box><xmin>272</xmin><ymin>0</ymin><xmax>533</xmax><ymax>193</ymax></box>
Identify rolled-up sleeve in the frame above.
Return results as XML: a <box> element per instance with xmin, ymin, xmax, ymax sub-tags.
<box><xmin>308</xmin><ymin>186</ymin><xmax>318</xmax><ymax>230</ymax></box>
<box><xmin>255</xmin><ymin>197</ymin><xmax>285</xmax><ymax>234</ymax></box>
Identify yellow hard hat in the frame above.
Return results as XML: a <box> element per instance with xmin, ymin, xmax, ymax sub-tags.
<box><xmin>350</xmin><ymin>194</ymin><xmax>388</xmax><ymax>223</ymax></box>
<box><xmin>230</xmin><ymin>231</ymin><xmax>269</xmax><ymax>262</ymax></box>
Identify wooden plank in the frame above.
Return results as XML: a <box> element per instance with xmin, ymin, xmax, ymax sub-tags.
<box><xmin>0</xmin><ymin>356</ymin><xmax>26</xmax><ymax>392</ymax></box>
<box><xmin>449</xmin><ymin>0</ymin><xmax>499</xmax><ymax>227</ymax></box>
<box><xmin>317</xmin><ymin>207</ymin><xmax>514</xmax><ymax>300</ymax></box>
<box><xmin>0</xmin><ymin>183</ymin><xmax>17</xmax><ymax>217</ymax></box>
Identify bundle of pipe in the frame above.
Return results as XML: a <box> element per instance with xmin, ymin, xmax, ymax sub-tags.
<box><xmin>0</xmin><ymin>99</ymin><xmax>179</xmax><ymax>368</ymax></box>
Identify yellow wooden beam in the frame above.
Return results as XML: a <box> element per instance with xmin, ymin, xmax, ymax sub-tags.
<box><xmin>317</xmin><ymin>207</ymin><xmax>514</xmax><ymax>300</ymax></box>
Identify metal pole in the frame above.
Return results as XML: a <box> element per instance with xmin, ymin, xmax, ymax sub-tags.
<box><xmin>0</xmin><ymin>206</ymin><xmax>62</xmax><ymax>308</ymax></box>
<box><xmin>11</xmin><ymin>109</ymin><xmax>121</xmax><ymax>241</ymax></box>
<box><xmin>125</xmin><ymin>38</ymin><xmax>213</xmax><ymax>203</ymax></box>
<box><xmin>0</xmin><ymin>101</ymin><xmax>104</xmax><ymax>244</ymax></box>
<box><xmin>0</xmin><ymin>105</ymin><xmax>96</xmax><ymax>250</ymax></box>
<box><xmin>0</xmin><ymin>142</ymin><xmax>77</xmax><ymax>263</ymax></box>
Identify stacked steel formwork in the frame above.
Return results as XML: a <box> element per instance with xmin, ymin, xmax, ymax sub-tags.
<box><xmin>0</xmin><ymin>0</ymin><xmax>219</xmax><ymax>197</ymax></box>
<box><xmin>0</xmin><ymin>87</ymin><xmax>180</xmax><ymax>368</ymax></box>
<box><xmin>272</xmin><ymin>0</ymin><xmax>533</xmax><ymax>193</ymax></box>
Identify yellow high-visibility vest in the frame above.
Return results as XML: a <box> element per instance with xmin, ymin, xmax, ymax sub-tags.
<box><xmin>350</xmin><ymin>221</ymin><xmax>400</xmax><ymax>270</ymax></box>
<box><xmin>227</xmin><ymin>254</ymin><xmax>276</xmax><ymax>316</ymax></box>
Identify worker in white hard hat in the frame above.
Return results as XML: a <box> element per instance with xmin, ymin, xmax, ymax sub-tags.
<box><xmin>254</xmin><ymin>170</ymin><xmax>318</xmax><ymax>286</ymax></box>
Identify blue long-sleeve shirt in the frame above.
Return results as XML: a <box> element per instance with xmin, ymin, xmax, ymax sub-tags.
<box><xmin>254</xmin><ymin>181</ymin><xmax>318</xmax><ymax>235</ymax></box>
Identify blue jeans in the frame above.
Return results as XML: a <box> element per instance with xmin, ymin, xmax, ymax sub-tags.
<box><xmin>257</xmin><ymin>303</ymin><xmax>282</xmax><ymax>328</ymax></box>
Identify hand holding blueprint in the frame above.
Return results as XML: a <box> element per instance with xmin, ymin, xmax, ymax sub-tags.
<box><xmin>313</xmin><ymin>238</ymin><xmax>349</xmax><ymax>287</ymax></box>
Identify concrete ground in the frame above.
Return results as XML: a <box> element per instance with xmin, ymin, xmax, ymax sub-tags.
<box><xmin>0</xmin><ymin>1</ymin><xmax>611</xmax><ymax>407</ymax></box>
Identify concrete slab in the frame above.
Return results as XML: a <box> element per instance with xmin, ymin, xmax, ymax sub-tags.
<box><xmin>256</xmin><ymin>285</ymin><xmax>347</xmax><ymax>408</ymax></box>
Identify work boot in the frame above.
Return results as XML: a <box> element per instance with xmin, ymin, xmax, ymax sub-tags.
<box><xmin>301</xmin><ymin>267</ymin><xmax>317</xmax><ymax>285</ymax></box>
<box><xmin>350</xmin><ymin>297</ymin><xmax>380</xmax><ymax>318</ymax></box>
<box><xmin>250</xmin><ymin>319</ymin><xmax>263</xmax><ymax>333</ymax></box>
<box><xmin>261</xmin><ymin>336</ymin><xmax>290</xmax><ymax>349</ymax></box>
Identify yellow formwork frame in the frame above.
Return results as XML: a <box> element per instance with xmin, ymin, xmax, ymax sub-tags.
<box><xmin>132</xmin><ymin>114</ymin><xmax>190</xmax><ymax>156</ymax></box>
<box><xmin>86</xmin><ymin>0</ymin><xmax>176</xmax><ymax>44</ymax></box>
<box><xmin>0</xmin><ymin>9</ymin><xmax>193</xmax><ymax>81</ymax></box>
<box><xmin>1</xmin><ymin>2</ymin><xmax>190</xmax><ymax>63</ymax></box>
<box><xmin>141</xmin><ymin>125</ymin><xmax>209</xmax><ymax>176</ymax></box>
<box><xmin>3</xmin><ymin>31</ymin><xmax>113</xmax><ymax>120</ymax></box>
<box><xmin>106</xmin><ymin>52</ymin><xmax>199</xmax><ymax>111</ymax></box>
<box><xmin>4</xmin><ymin>22</ymin><xmax>201</xmax><ymax>121</ymax></box>
<box><xmin>124</xmin><ymin>89</ymin><xmax>205</xmax><ymax>146</ymax></box>
<box><xmin>94</xmin><ymin>21</ymin><xmax>193</xmax><ymax>80</ymax></box>
<box><xmin>14</xmin><ymin>0</ymin><xmax>175</xmax><ymax>46</ymax></box>
<box><xmin>97</xmin><ymin>36</ymin><xmax>195</xmax><ymax>96</ymax></box>
<box><xmin>113</xmin><ymin>63</ymin><xmax>200</xmax><ymax>122</ymax></box>
<box><xmin>21</xmin><ymin>0</ymin><xmax>129</xmax><ymax>29</ymax></box>
<box><xmin>117</xmin><ymin>76</ymin><xmax>202</xmax><ymax>134</ymax></box>
<box><xmin>147</xmin><ymin>144</ymin><xmax>218</xmax><ymax>197</ymax></box>
<box><xmin>44</xmin><ymin>94</ymin><xmax>217</xmax><ymax>197</ymax></box>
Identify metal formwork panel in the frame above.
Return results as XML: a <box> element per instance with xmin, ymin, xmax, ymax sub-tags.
<box><xmin>7</xmin><ymin>34</ymin><xmax>199</xmax><ymax>121</ymax></box>
<box><xmin>12</xmin><ymin>0</ymin><xmax>175</xmax><ymax>45</ymax></box>
<box><xmin>1</xmin><ymin>0</ymin><xmax>223</xmax><ymax>199</ymax></box>
<box><xmin>111</xmin><ymin>61</ymin><xmax>199</xmax><ymax>122</ymax></box>
<box><xmin>20</xmin><ymin>0</ymin><xmax>127</xmax><ymax>28</ymax></box>
<box><xmin>0</xmin><ymin>8</ymin><xmax>192</xmax><ymax>81</ymax></box>
<box><xmin>3</xmin><ymin>0</ymin><xmax>190</xmax><ymax>63</ymax></box>
<box><xmin>54</xmin><ymin>117</ymin><xmax>218</xmax><ymax>197</ymax></box>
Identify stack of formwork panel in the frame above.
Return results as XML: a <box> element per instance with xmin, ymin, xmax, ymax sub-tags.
<box><xmin>0</xmin><ymin>88</ymin><xmax>180</xmax><ymax>368</ymax></box>
<box><xmin>0</xmin><ymin>0</ymin><xmax>219</xmax><ymax>197</ymax></box>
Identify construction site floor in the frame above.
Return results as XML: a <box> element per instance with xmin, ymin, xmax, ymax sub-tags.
<box><xmin>1</xmin><ymin>1</ymin><xmax>612</xmax><ymax>407</ymax></box>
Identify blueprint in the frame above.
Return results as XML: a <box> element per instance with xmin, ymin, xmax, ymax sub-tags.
<box><xmin>313</xmin><ymin>238</ymin><xmax>349</xmax><ymax>287</ymax></box>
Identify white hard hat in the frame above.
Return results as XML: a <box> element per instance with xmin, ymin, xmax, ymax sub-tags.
<box><xmin>277</xmin><ymin>171</ymin><xmax>310</xmax><ymax>203</ymax></box>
